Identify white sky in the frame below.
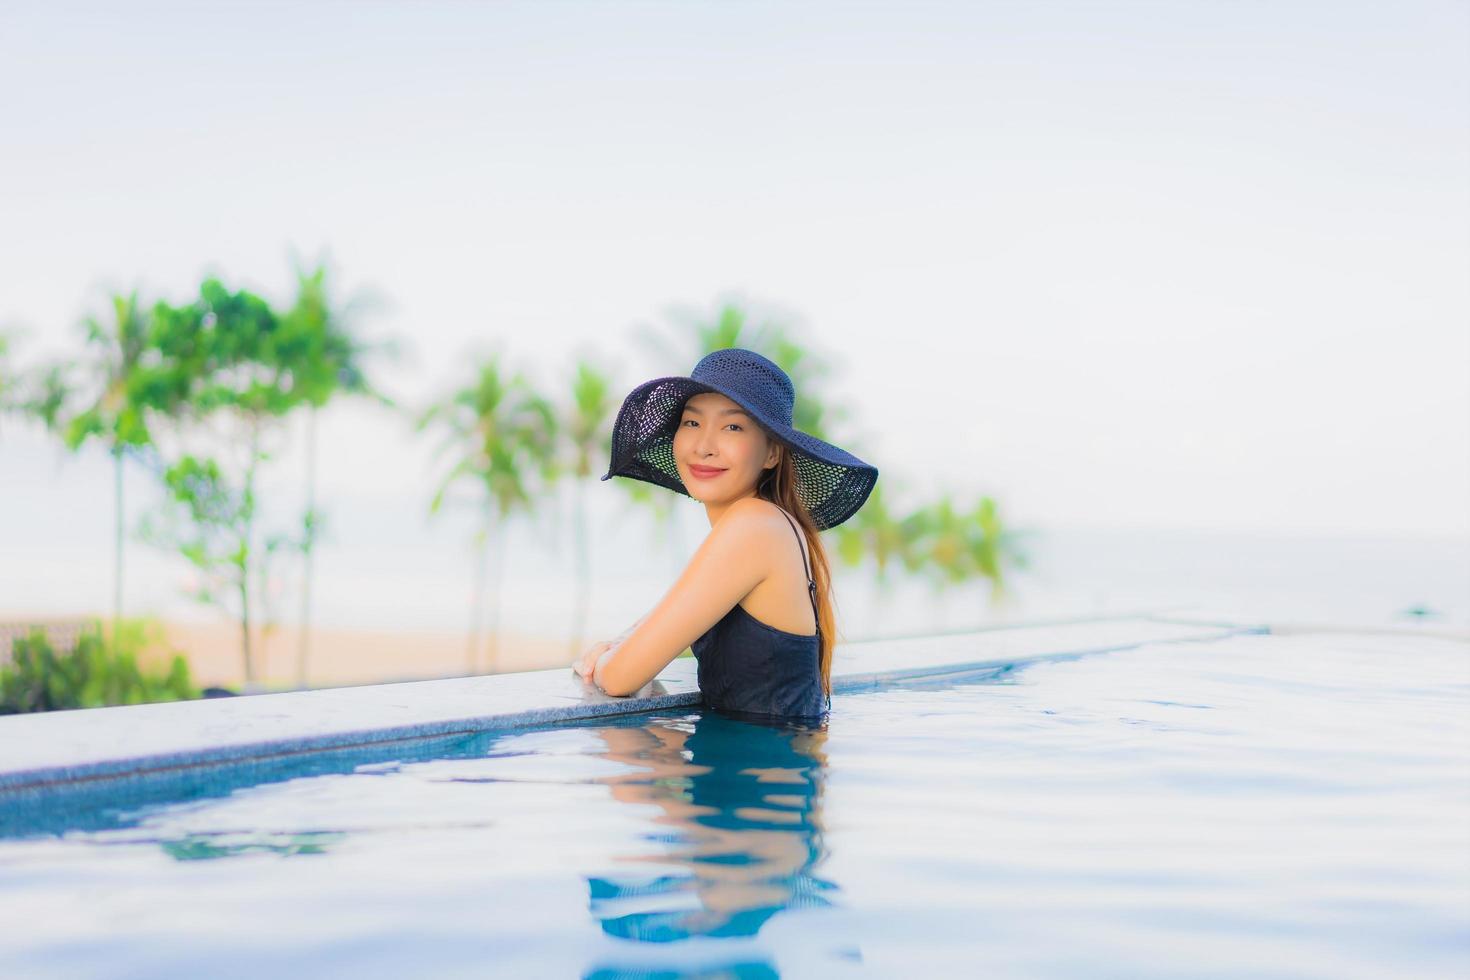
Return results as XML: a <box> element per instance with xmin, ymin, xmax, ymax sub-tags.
<box><xmin>2</xmin><ymin>0</ymin><xmax>1467</xmax><ymax>539</ymax></box>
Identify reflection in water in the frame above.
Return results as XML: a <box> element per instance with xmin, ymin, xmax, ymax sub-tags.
<box><xmin>583</xmin><ymin>965</ymin><xmax>780</xmax><ymax>980</ymax></box>
<box><xmin>583</xmin><ymin>709</ymin><xmax>838</xmax><ymax>946</ymax></box>
<box><xmin>159</xmin><ymin>830</ymin><xmax>347</xmax><ymax>861</ymax></box>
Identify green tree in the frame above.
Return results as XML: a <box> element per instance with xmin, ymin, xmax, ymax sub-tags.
<box><xmin>559</xmin><ymin>356</ymin><xmax>615</xmax><ymax>657</ymax></box>
<box><xmin>901</xmin><ymin>494</ymin><xmax>1031</xmax><ymax>611</ymax></box>
<box><xmin>828</xmin><ymin>482</ymin><xmax>910</xmax><ymax>633</ymax></box>
<box><xmin>279</xmin><ymin>257</ymin><xmax>392</xmax><ymax>689</ymax></box>
<box><xmin>146</xmin><ymin>454</ymin><xmax>295</xmax><ymax>687</ymax></box>
<box><xmin>61</xmin><ymin>292</ymin><xmax>159</xmax><ymax>634</ymax></box>
<box><xmin>420</xmin><ymin>354</ymin><xmax>558</xmax><ymax>674</ymax></box>
<box><xmin>833</xmin><ymin>482</ymin><xmax>913</xmax><ymax>585</ymax></box>
<box><xmin>969</xmin><ymin>496</ymin><xmax>1032</xmax><ymax>598</ymax></box>
<box><xmin>145</xmin><ymin>279</ymin><xmax>306</xmax><ymax>687</ymax></box>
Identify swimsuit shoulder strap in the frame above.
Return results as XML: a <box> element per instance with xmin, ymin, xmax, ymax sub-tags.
<box><xmin>776</xmin><ymin>507</ymin><xmax>821</xmax><ymax>637</ymax></box>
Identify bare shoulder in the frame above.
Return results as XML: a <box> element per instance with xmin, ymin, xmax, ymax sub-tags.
<box><xmin>720</xmin><ymin>497</ymin><xmax>793</xmax><ymax>538</ymax></box>
<box><xmin>706</xmin><ymin>498</ymin><xmax>789</xmax><ymax>557</ymax></box>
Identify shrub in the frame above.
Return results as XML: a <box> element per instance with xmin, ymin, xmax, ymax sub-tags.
<box><xmin>0</xmin><ymin>620</ymin><xmax>198</xmax><ymax>714</ymax></box>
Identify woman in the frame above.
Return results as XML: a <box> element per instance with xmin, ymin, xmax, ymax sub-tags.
<box><xmin>572</xmin><ymin>347</ymin><xmax>878</xmax><ymax>721</ymax></box>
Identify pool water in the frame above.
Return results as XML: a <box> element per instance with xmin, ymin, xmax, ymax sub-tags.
<box><xmin>1</xmin><ymin>631</ymin><xmax>1466</xmax><ymax>979</ymax></box>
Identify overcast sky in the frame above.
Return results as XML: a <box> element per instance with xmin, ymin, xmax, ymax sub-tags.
<box><xmin>3</xmin><ymin>0</ymin><xmax>1467</xmax><ymax>540</ymax></box>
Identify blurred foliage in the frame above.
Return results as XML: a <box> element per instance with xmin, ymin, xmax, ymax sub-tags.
<box><xmin>420</xmin><ymin>353</ymin><xmax>559</xmax><ymax>520</ymax></box>
<box><xmin>61</xmin><ymin>291</ymin><xmax>171</xmax><ymax>631</ymax></box>
<box><xmin>561</xmin><ymin>357</ymin><xmax>616</xmax><ymax>655</ymax></box>
<box><xmin>144</xmin><ymin>454</ymin><xmax>296</xmax><ymax>612</ymax></box>
<box><xmin>281</xmin><ymin>256</ymin><xmax>394</xmax><ymax>688</ymax></box>
<box><xmin>140</xmin><ymin>280</ymin><xmax>298</xmax><ymax>686</ymax></box>
<box><xmin>126</xmin><ymin>268</ymin><xmax>391</xmax><ymax>687</ymax></box>
<box><xmin>160</xmin><ymin>830</ymin><xmax>346</xmax><ymax>861</ymax></box>
<box><xmin>14</xmin><ymin>270</ymin><xmax>1030</xmax><ymax>690</ymax></box>
<box><xmin>897</xmin><ymin>494</ymin><xmax>1033</xmax><ymax>603</ymax></box>
<box><xmin>832</xmin><ymin>482</ymin><xmax>905</xmax><ymax>584</ymax></box>
<box><xmin>563</xmin><ymin>358</ymin><xmax>614</xmax><ymax>481</ymax></box>
<box><xmin>9</xmin><ymin>262</ymin><xmax>397</xmax><ymax>690</ymax></box>
<box><xmin>280</xmin><ymin>258</ymin><xmax>392</xmax><ymax>410</ymax></box>
<box><xmin>63</xmin><ymin>291</ymin><xmax>162</xmax><ymax>453</ymax></box>
<box><xmin>0</xmin><ymin>619</ymin><xmax>196</xmax><ymax>714</ymax></box>
<box><xmin>419</xmin><ymin>352</ymin><xmax>559</xmax><ymax>672</ymax></box>
<box><xmin>0</xmin><ymin>328</ymin><xmax>71</xmax><ymax>435</ymax></box>
<box><xmin>0</xmin><ymin>329</ymin><xmax>14</xmax><ymax>419</ymax></box>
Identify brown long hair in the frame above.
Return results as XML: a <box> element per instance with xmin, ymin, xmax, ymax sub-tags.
<box><xmin>756</xmin><ymin>443</ymin><xmax>837</xmax><ymax>697</ymax></box>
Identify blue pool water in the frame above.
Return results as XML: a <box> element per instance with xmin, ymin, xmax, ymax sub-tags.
<box><xmin>0</xmin><ymin>631</ymin><xmax>1466</xmax><ymax>979</ymax></box>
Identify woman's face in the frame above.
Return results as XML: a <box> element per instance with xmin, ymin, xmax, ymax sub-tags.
<box><xmin>673</xmin><ymin>392</ymin><xmax>781</xmax><ymax>504</ymax></box>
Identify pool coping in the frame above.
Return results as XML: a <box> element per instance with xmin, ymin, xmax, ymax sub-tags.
<box><xmin>0</xmin><ymin>614</ymin><xmax>1268</xmax><ymax>793</ymax></box>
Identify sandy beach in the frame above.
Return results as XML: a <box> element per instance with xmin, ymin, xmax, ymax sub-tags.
<box><xmin>162</xmin><ymin>620</ymin><xmax>583</xmax><ymax>691</ymax></box>
<box><xmin>0</xmin><ymin>616</ymin><xmax>583</xmax><ymax>694</ymax></box>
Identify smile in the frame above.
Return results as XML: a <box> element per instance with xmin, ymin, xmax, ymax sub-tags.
<box><xmin>688</xmin><ymin>465</ymin><xmax>727</xmax><ymax>480</ymax></box>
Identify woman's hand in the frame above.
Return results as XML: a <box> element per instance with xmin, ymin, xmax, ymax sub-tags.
<box><xmin>572</xmin><ymin>640</ymin><xmax>614</xmax><ymax>682</ymax></box>
<box><xmin>573</xmin><ymin>615</ymin><xmax>647</xmax><ymax>687</ymax></box>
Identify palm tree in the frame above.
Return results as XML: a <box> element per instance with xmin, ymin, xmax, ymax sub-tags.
<box><xmin>280</xmin><ymin>257</ymin><xmax>392</xmax><ymax>689</ymax></box>
<box><xmin>560</xmin><ymin>357</ymin><xmax>614</xmax><ymax>657</ymax></box>
<box><xmin>62</xmin><ymin>291</ymin><xmax>155</xmax><ymax>635</ymax></box>
<box><xmin>420</xmin><ymin>354</ymin><xmax>558</xmax><ymax>674</ymax></box>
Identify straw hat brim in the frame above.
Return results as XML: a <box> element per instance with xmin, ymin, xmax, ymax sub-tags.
<box><xmin>601</xmin><ymin>375</ymin><xmax>878</xmax><ymax>531</ymax></box>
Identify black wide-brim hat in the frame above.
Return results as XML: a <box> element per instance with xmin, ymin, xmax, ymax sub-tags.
<box><xmin>601</xmin><ymin>348</ymin><xmax>878</xmax><ymax>531</ymax></box>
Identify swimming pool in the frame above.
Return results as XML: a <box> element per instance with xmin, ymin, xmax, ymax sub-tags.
<box><xmin>1</xmin><ymin>629</ymin><xmax>1465</xmax><ymax>979</ymax></box>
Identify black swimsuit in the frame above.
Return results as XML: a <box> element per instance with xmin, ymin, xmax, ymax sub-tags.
<box><xmin>690</xmin><ymin>507</ymin><xmax>831</xmax><ymax>721</ymax></box>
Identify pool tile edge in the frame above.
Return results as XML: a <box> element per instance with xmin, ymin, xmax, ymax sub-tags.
<box><xmin>0</xmin><ymin>617</ymin><xmax>1268</xmax><ymax>792</ymax></box>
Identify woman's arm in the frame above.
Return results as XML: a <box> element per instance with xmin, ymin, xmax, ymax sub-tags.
<box><xmin>593</xmin><ymin>499</ymin><xmax>779</xmax><ymax>697</ymax></box>
<box><xmin>611</xmin><ymin>614</ymin><xmax>647</xmax><ymax>646</ymax></box>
